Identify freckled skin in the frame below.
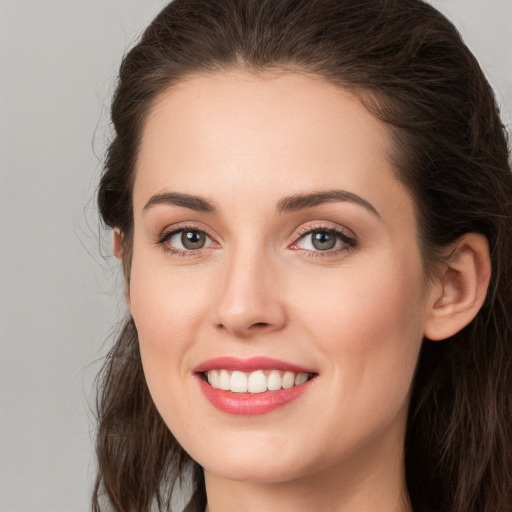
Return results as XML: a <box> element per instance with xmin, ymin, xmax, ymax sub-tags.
<box><xmin>127</xmin><ymin>71</ymin><xmax>433</xmax><ymax>512</ymax></box>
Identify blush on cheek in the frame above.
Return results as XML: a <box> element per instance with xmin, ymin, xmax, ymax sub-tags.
<box><xmin>314</xmin><ymin>269</ymin><xmax>424</xmax><ymax>411</ymax></box>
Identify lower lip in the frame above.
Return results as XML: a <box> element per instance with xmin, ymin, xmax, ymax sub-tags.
<box><xmin>196</xmin><ymin>376</ymin><xmax>316</xmax><ymax>415</ymax></box>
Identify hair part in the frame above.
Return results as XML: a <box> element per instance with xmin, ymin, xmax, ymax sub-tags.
<box><xmin>95</xmin><ymin>1</ymin><xmax>512</xmax><ymax>511</ymax></box>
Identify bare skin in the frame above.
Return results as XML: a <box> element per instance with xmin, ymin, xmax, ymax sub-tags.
<box><xmin>117</xmin><ymin>70</ymin><xmax>490</xmax><ymax>512</ymax></box>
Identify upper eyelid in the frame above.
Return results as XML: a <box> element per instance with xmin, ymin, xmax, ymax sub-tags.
<box><xmin>159</xmin><ymin>222</ymin><xmax>216</xmax><ymax>241</ymax></box>
<box><xmin>294</xmin><ymin>222</ymin><xmax>356</xmax><ymax>239</ymax></box>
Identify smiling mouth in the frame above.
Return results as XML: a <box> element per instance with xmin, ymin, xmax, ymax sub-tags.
<box><xmin>201</xmin><ymin>369</ymin><xmax>317</xmax><ymax>394</ymax></box>
<box><xmin>195</xmin><ymin>358</ymin><xmax>318</xmax><ymax>415</ymax></box>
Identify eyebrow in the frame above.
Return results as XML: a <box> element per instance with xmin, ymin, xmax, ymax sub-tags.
<box><xmin>143</xmin><ymin>192</ymin><xmax>217</xmax><ymax>213</ymax></box>
<box><xmin>142</xmin><ymin>189</ymin><xmax>380</xmax><ymax>218</ymax></box>
<box><xmin>277</xmin><ymin>189</ymin><xmax>380</xmax><ymax>218</ymax></box>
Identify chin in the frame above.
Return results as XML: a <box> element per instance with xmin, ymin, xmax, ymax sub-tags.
<box><xmin>184</xmin><ymin>431</ymin><xmax>313</xmax><ymax>484</ymax></box>
<box><xmin>203</xmin><ymin>455</ymin><xmax>309</xmax><ymax>484</ymax></box>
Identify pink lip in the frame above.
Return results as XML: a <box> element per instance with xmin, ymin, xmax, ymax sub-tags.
<box><xmin>193</xmin><ymin>357</ymin><xmax>317</xmax><ymax>416</ymax></box>
<box><xmin>196</xmin><ymin>377</ymin><xmax>316</xmax><ymax>415</ymax></box>
<box><xmin>193</xmin><ymin>356</ymin><xmax>314</xmax><ymax>374</ymax></box>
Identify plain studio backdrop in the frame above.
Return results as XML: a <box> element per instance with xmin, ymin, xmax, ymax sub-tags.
<box><xmin>0</xmin><ymin>1</ymin><xmax>510</xmax><ymax>510</ymax></box>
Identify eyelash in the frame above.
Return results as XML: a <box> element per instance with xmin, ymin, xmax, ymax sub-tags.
<box><xmin>292</xmin><ymin>225</ymin><xmax>357</xmax><ymax>257</ymax></box>
<box><xmin>157</xmin><ymin>224</ymin><xmax>357</xmax><ymax>258</ymax></box>
<box><xmin>157</xmin><ymin>224</ymin><xmax>217</xmax><ymax>257</ymax></box>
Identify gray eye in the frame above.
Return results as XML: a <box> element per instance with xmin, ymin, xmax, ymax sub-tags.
<box><xmin>181</xmin><ymin>230</ymin><xmax>207</xmax><ymax>249</ymax></box>
<box><xmin>311</xmin><ymin>231</ymin><xmax>337</xmax><ymax>251</ymax></box>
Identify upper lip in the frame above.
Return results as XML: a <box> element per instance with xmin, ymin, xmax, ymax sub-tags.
<box><xmin>193</xmin><ymin>356</ymin><xmax>316</xmax><ymax>374</ymax></box>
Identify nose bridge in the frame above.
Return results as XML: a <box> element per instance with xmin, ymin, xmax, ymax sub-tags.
<box><xmin>215</xmin><ymin>239</ymin><xmax>286</xmax><ymax>337</ymax></box>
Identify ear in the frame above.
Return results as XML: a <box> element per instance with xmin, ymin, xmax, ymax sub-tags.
<box><xmin>113</xmin><ymin>228</ymin><xmax>124</xmax><ymax>260</ymax></box>
<box><xmin>113</xmin><ymin>228</ymin><xmax>131</xmax><ymax>306</ymax></box>
<box><xmin>424</xmin><ymin>233</ymin><xmax>491</xmax><ymax>341</ymax></box>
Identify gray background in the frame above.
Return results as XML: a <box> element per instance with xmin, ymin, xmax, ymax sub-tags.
<box><xmin>1</xmin><ymin>1</ymin><xmax>510</xmax><ymax>510</ymax></box>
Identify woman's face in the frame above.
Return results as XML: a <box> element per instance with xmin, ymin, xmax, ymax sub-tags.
<box><xmin>128</xmin><ymin>71</ymin><xmax>434</xmax><ymax>485</ymax></box>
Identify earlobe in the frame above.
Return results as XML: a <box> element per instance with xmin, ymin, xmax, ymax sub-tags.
<box><xmin>113</xmin><ymin>228</ymin><xmax>124</xmax><ymax>260</ymax></box>
<box><xmin>424</xmin><ymin>233</ymin><xmax>491</xmax><ymax>341</ymax></box>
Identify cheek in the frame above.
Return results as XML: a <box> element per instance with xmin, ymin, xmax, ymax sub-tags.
<box><xmin>127</xmin><ymin>251</ymin><xmax>212</xmax><ymax>388</ymax></box>
<box><xmin>127</xmin><ymin>259</ymin><xmax>210</xmax><ymax>439</ymax></box>
<box><xmin>129</xmin><ymin>249</ymin><xmax>206</xmax><ymax>335</ymax></box>
<box><xmin>297</xmin><ymin>255</ymin><xmax>427</xmax><ymax>416</ymax></box>
<box><xmin>345</xmin><ymin>273</ymin><xmax>424</xmax><ymax>350</ymax></box>
<box><xmin>127</xmin><ymin>255</ymin><xmax>224</xmax><ymax>450</ymax></box>
<box><xmin>300</xmin><ymin>253</ymin><xmax>425</xmax><ymax>342</ymax></box>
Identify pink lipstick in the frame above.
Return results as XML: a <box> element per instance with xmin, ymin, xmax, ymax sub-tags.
<box><xmin>194</xmin><ymin>357</ymin><xmax>317</xmax><ymax>415</ymax></box>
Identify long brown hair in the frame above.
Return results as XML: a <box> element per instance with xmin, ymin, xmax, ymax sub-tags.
<box><xmin>94</xmin><ymin>1</ymin><xmax>512</xmax><ymax>510</ymax></box>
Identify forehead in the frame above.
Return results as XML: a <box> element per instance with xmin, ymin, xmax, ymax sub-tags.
<box><xmin>134</xmin><ymin>70</ymin><xmax>412</xmax><ymax>223</ymax></box>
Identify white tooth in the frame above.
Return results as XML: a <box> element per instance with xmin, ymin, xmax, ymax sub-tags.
<box><xmin>282</xmin><ymin>371</ymin><xmax>295</xmax><ymax>389</ymax></box>
<box><xmin>294</xmin><ymin>372</ymin><xmax>308</xmax><ymax>386</ymax></box>
<box><xmin>230</xmin><ymin>371</ymin><xmax>248</xmax><ymax>392</ymax></box>
<box><xmin>208</xmin><ymin>370</ymin><xmax>220</xmax><ymax>388</ymax></box>
<box><xmin>247</xmin><ymin>370</ymin><xmax>267</xmax><ymax>393</ymax></box>
<box><xmin>267</xmin><ymin>369</ymin><xmax>282</xmax><ymax>391</ymax></box>
<box><xmin>219</xmin><ymin>369</ymin><xmax>231</xmax><ymax>390</ymax></box>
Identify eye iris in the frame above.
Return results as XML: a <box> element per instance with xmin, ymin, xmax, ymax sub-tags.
<box><xmin>312</xmin><ymin>231</ymin><xmax>336</xmax><ymax>250</ymax></box>
<box><xmin>181</xmin><ymin>230</ymin><xmax>206</xmax><ymax>249</ymax></box>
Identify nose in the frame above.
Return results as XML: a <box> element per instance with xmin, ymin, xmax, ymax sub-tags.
<box><xmin>214</xmin><ymin>249</ymin><xmax>287</xmax><ymax>338</ymax></box>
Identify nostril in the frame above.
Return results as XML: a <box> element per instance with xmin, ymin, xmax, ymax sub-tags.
<box><xmin>250</xmin><ymin>322</ymin><xmax>270</xmax><ymax>329</ymax></box>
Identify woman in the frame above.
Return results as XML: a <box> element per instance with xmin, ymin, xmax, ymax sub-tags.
<box><xmin>93</xmin><ymin>0</ymin><xmax>512</xmax><ymax>511</ymax></box>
